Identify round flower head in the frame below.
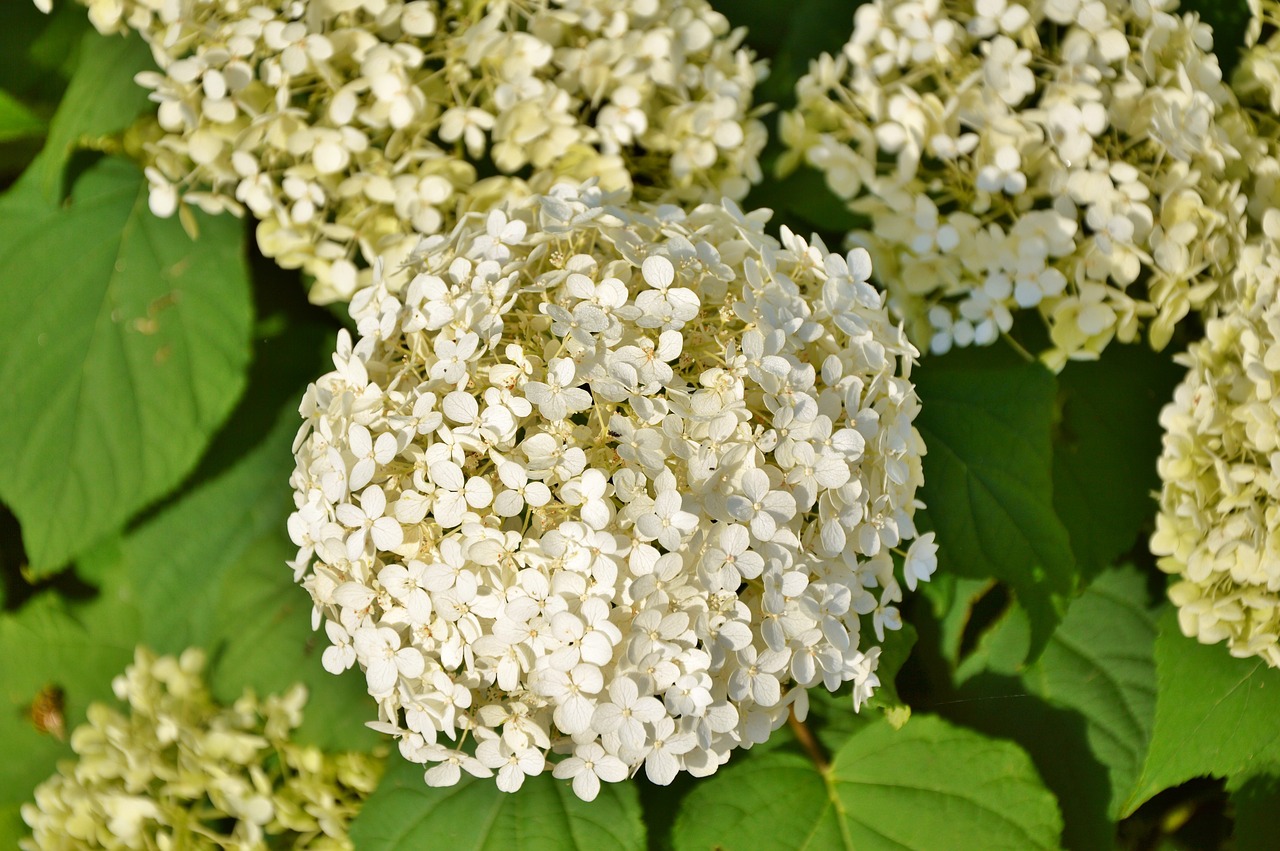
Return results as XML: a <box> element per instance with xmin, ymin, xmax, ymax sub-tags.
<box><xmin>288</xmin><ymin>183</ymin><xmax>935</xmax><ymax>798</ymax></box>
<box><xmin>1151</xmin><ymin>211</ymin><xmax>1280</xmax><ymax>668</ymax></box>
<box><xmin>52</xmin><ymin>0</ymin><xmax>767</xmax><ymax>304</ymax></box>
<box><xmin>781</xmin><ymin>0</ymin><xmax>1247</xmax><ymax>370</ymax></box>
<box><xmin>20</xmin><ymin>648</ymin><xmax>382</xmax><ymax>851</ymax></box>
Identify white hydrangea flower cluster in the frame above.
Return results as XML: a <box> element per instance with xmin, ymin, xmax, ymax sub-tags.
<box><xmin>288</xmin><ymin>183</ymin><xmax>936</xmax><ymax>799</ymax></box>
<box><xmin>21</xmin><ymin>648</ymin><xmax>382</xmax><ymax>851</ymax></box>
<box><xmin>780</xmin><ymin>0</ymin><xmax>1247</xmax><ymax>370</ymax></box>
<box><xmin>53</xmin><ymin>0</ymin><xmax>767</xmax><ymax>304</ymax></box>
<box><xmin>1151</xmin><ymin>211</ymin><xmax>1280</xmax><ymax>668</ymax></box>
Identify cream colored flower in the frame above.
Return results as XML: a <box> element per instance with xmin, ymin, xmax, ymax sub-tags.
<box><xmin>48</xmin><ymin>0</ymin><xmax>768</xmax><ymax>304</ymax></box>
<box><xmin>784</xmin><ymin>0</ymin><xmax>1248</xmax><ymax>370</ymax></box>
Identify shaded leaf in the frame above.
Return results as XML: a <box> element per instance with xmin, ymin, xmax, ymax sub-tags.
<box><xmin>914</xmin><ymin>344</ymin><xmax>1076</xmax><ymax>660</ymax></box>
<box><xmin>208</xmin><ymin>520</ymin><xmax>381</xmax><ymax>753</ymax></box>
<box><xmin>1123</xmin><ymin>610</ymin><xmax>1280</xmax><ymax>815</ymax></box>
<box><xmin>1052</xmin><ymin>344</ymin><xmax>1181</xmax><ymax>580</ymax></box>
<box><xmin>1024</xmin><ymin>566</ymin><xmax>1159</xmax><ymax>820</ymax></box>
<box><xmin>77</xmin><ymin>414</ymin><xmax>297</xmax><ymax>651</ymax></box>
<box><xmin>32</xmin><ymin>31</ymin><xmax>154</xmax><ymax>202</ymax></box>
<box><xmin>1229</xmin><ymin>770</ymin><xmax>1280</xmax><ymax>851</ymax></box>
<box><xmin>866</xmin><ymin>622</ymin><xmax>918</xmax><ymax>711</ymax></box>
<box><xmin>0</xmin><ymin>90</ymin><xmax>45</xmax><ymax>144</ymax></box>
<box><xmin>0</xmin><ymin>157</ymin><xmax>252</xmax><ymax>576</ymax></box>
<box><xmin>0</xmin><ymin>2</ymin><xmax>86</xmax><ymax>111</ymax></box>
<box><xmin>350</xmin><ymin>757</ymin><xmax>646</xmax><ymax>851</ymax></box>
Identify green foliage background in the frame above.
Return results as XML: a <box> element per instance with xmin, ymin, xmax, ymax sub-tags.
<box><xmin>1</xmin><ymin>0</ymin><xmax>1277</xmax><ymax>848</ymax></box>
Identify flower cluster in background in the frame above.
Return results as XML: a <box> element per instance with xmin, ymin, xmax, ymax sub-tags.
<box><xmin>781</xmin><ymin>0</ymin><xmax>1248</xmax><ymax>370</ymax></box>
<box><xmin>1151</xmin><ymin>211</ymin><xmax>1280</xmax><ymax>669</ymax></box>
<box><xmin>1146</xmin><ymin>0</ymin><xmax>1280</xmax><ymax>670</ymax></box>
<box><xmin>61</xmin><ymin>0</ymin><xmax>766</xmax><ymax>303</ymax></box>
<box><xmin>288</xmin><ymin>183</ymin><xmax>935</xmax><ymax>798</ymax></box>
<box><xmin>21</xmin><ymin>648</ymin><xmax>381</xmax><ymax>850</ymax></box>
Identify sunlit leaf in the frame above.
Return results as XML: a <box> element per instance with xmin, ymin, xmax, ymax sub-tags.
<box><xmin>673</xmin><ymin>714</ymin><xmax>1062</xmax><ymax>851</ymax></box>
<box><xmin>350</xmin><ymin>758</ymin><xmax>646</xmax><ymax>851</ymax></box>
<box><xmin>1123</xmin><ymin>610</ymin><xmax>1280</xmax><ymax>815</ymax></box>
<box><xmin>0</xmin><ymin>157</ymin><xmax>252</xmax><ymax>576</ymax></box>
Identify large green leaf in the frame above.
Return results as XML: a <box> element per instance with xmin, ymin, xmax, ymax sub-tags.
<box><xmin>926</xmin><ymin>568</ymin><xmax>1158</xmax><ymax>847</ymax></box>
<box><xmin>77</xmin><ymin>414</ymin><xmax>297</xmax><ymax>651</ymax></box>
<box><xmin>1024</xmin><ymin>566</ymin><xmax>1159</xmax><ymax>821</ymax></box>
<box><xmin>1122</xmin><ymin>611</ymin><xmax>1280</xmax><ymax>815</ymax></box>
<box><xmin>0</xmin><ymin>2</ymin><xmax>85</xmax><ymax>112</ymax></box>
<box><xmin>33</xmin><ymin>30</ymin><xmax>154</xmax><ymax>202</ymax></box>
<box><xmin>0</xmin><ymin>591</ymin><xmax>141</xmax><ymax>845</ymax></box>
<box><xmin>1051</xmin><ymin>344</ymin><xmax>1180</xmax><ymax>580</ymax></box>
<box><xmin>0</xmin><ymin>156</ymin><xmax>252</xmax><ymax>576</ymax></box>
<box><xmin>914</xmin><ymin>345</ymin><xmax>1076</xmax><ymax>659</ymax></box>
<box><xmin>350</xmin><ymin>757</ymin><xmax>646</xmax><ymax>851</ymax></box>
<box><xmin>75</xmin><ymin>298</ymin><xmax>334</xmax><ymax>644</ymax></box>
<box><xmin>208</xmin><ymin>514</ymin><xmax>382</xmax><ymax>753</ymax></box>
<box><xmin>673</xmin><ymin>714</ymin><xmax>1062</xmax><ymax>851</ymax></box>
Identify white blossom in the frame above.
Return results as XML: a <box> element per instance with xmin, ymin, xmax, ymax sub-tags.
<box><xmin>288</xmin><ymin>186</ymin><xmax>933</xmax><ymax>800</ymax></box>
<box><xmin>782</xmin><ymin>0</ymin><xmax>1248</xmax><ymax>370</ymax></box>
<box><xmin>49</xmin><ymin>0</ymin><xmax>768</xmax><ymax>304</ymax></box>
<box><xmin>1152</xmin><ymin>218</ymin><xmax>1280</xmax><ymax>668</ymax></box>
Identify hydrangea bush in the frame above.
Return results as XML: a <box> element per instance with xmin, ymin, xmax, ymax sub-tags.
<box><xmin>4</xmin><ymin>0</ymin><xmax>1280</xmax><ymax>847</ymax></box>
<box><xmin>782</xmin><ymin>0</ymin><xmax>1248</xmax><ymax>370</ymax></box>
<box><xmin>20</xmin><ymin>649</ymin><xmax>382</xmax><ymax>850</ymax></box>
<box><xmin>288</xmin><ymin>184</ymin><xmax>935</xmax><ymax>797</ymax></box>
<box><xmin>61</xmin><ymin>0</ymin><xmax>766</xmax><ymax>302</ymax></box>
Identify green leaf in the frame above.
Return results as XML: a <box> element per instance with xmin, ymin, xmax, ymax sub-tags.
<box><xmin>350</xmin><ymin>757</ymin><xmax>646</xmax><ymax>851</ymax></box>
<box><xmin>0</xmin><ymin>591</ymin><xmax>141</xmax><ymax>846</ymax></box>
<box><xmin>914</xmin><ymin>344</ymin><xmax>1076</xmax><ymax>660</ymax></box>
<box><xmin>75</xmin><ymin>301</ymin><xmax>335</xmax><ymax>641</ymax></box>
<box><xmin>1024</xmin><ymin>566</ymin><xmax>1158</xmax><ymax>820</ymax></box>
<box><xmin>955</xmin><ymin>597</ymin><xmax>1032</xmax><ymax>684</ymax></box>
<box><xmin>929</xmin><ymin>568</ymin><xmax>1159</xmax><ymax>847</ymax></box>
<box><xmin>0</xmin><ymin>90</ymin><xmax>45</xmax><ymax>143</ymax></box>
<box><xmin>0</xmin><ymin>2</ymin><xmax>86</xmax><ymax>110</ymax></box>
<box><xmin>78</xmin><ymin>414</ymin><xmax>298</xmax><ymax>651</ymax></box>
<box><xmin>1123</xmin><ymin>610</ymin><xmax>1280</xmax><ymax>815</ymax></box>
<box><xmin>1229</xmin><ymin>770</ymin><xmax>1280</xmax><ymax>851</ymax></box>
<box><xmin>673</xmin><ymin>714</ymin><xmax>1063</xmax><ymax>851</ymax></box>
<box><xmin>0</xmin><ymin>156</ymin><xmax>252</xmax><ymax>576</ymax></box>
<box><xmin>32</xmin><ymin>31</ymin><xmax>154</xmax><ymax>202</ymax></box>
<box><xmin>1052</xmin><ymin>344</ymin><xmax>1181</xmax><ymax>580</ymax></box>
<box><xmin>208</xmin><ymin>512</ymin><xmax>381</xmax><ymax>753</ymax></box>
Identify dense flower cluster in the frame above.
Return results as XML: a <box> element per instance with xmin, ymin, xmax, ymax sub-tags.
<box><xmin>781</xmin><ymin>0</ymin><xmax>1247</xmax><ymax>370</ymax></box>
<box><xmin>51</xmin><ymin>0</ymin><xmax>767</xmax><ymax>303</ymax></box>
<box><xmin>20</xmin><ymin>648</ymin><xmax>381</xmax><ymax>850</ymax></box>
<box><xmin>1151</xmin><ymin>212</ymin><xmax>1280</xmax><ymax>668</ymax></box>
<box><xmin>288</xmin><ymin>183</ymin><xmax>935</xmax><ymax>799</ymax></box>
